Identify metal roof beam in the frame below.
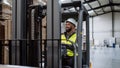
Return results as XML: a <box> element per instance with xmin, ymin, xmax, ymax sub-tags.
<box><xmin>113</xmin><ymin>10</ymin><xmax>120</xmax><ymax>12</ymax></box>
<box><xmin>109</xmin><ymin>0</ymin><xmax>114</xmax><ymax>12</ymax></box>
<box><xmin>92</xmin><ymin>11</ymin><xmax>111</xmax><ymax>17</ymax></box>
<box><xmin>61</xmin><ymin>1</ymin><xmax>81</xmax><ymax>7</ymax></box>
<box><xmin>83</xmin><ymin>0</ymin><xmax>97</xmax><ymax>4</ymax></box>
<box><xmin>29</xmin><ymin>1</ymin><xmax>81</xmax><ymax>9</ymax></box>
<box><xmin>97</xmin><ymin>0</ymin><xmax>105</xmax><ymax>13</ymax></box>
<box><xmin>83</xmin><ymin>0</ymin><xmax>98</xmax><ymax>15</ymax></box>
<box><xmin>87</xmin><ymin>2</ymin><xmax>98</xmax><ymax>16</ymax></box>
<box><xmin>90</xmin><ymin>10</ymin><xmax>120</xmax><ymax>17</ymax></box>
<box><xmin>88</xmin><ymin>3</ymin><xmax>120</xmax><ymax>11</ymax></box>
<box><xmin>109</xmin><ymin>0</ymin><xmax>113</xmax><ymax>11</ymax></box>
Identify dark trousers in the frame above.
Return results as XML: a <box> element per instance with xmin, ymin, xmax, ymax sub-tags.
<box><xmin>62</xmin><ymin>56</ymin><xmax>74</xmax><ymax>68</ymax></box>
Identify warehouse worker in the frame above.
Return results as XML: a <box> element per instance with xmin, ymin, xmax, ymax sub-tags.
<box><xmin>61</xmin><ymin>18</ymin><xmax>77</xmax><ymax>68</ymax></box>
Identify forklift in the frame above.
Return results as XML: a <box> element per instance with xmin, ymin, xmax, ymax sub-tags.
<box><xmin>0</xmin><ymin>0</ymin><xmax>91</xmax><ymax>68</ymax></box>
<box><xmin>46</xmin><ymin>0</ymin><xmax>91</xmax><ymax>68</ymax></box>
<box><xmin>61</xmin><ymin>2</ymin><xmax>90</xmax><ymax>68</ymax></box>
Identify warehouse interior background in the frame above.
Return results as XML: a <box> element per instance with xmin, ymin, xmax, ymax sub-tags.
<box><xmin>0</xmin><ymin>0</ymin><xmax>120</xmax><ymax>68</ymax></box>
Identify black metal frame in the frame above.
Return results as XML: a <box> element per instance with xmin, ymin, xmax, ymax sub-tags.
<box><xmin>47</xmin><ymin>0</ymin><xmax>61</xmax><ymax>68</ymax></box>
<box><xmin>61</xmin><ymin>1</ymin><xmax>90</xmax><ymax>68</ymax></box>
<box><xmin>83</xmin><ymin>0</ymin><xmax>97</xmax><ymax>4</ymax></box>
<box><xmin>12</xmin><ymin>0</ymin><xmax>28</xmax><ymax>65</ymax></box>
<box><xmin>112</xmin><ymin>9</ymin><xmax>115</xmax><ymax>37</ymax></box>
<box><xmin>11</xmin><ymin>0</ymin><xmax>44</xmax><ymax>67</ymax></box>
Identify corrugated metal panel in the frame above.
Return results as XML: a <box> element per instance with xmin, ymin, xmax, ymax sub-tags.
<box><xmin>103</xmin><ymin>6</ymin><xmax>111</xmax><ymax>12</ymax></box>
<box><xmin>114</xmin><ymin>6</ymin><xmax>120</xmax><ymax>11</ymax></box>
<box><xmin>93</xmin><ymin>13</ymin><xmax>112</xmax><ymax>40</ymax></box>
<box><xmin>88</xmin><ymin>10</ymin><xmax>96</xmax><ymax>16</ymax></box>
<box><xmin>113</xmin><ymin>0</ymin><xmax>120</xmax><ymax>3</ymax></box>
<box><xmin>93</xmin><ymin>13</ymin><xmax>112</xmax><ymax>32</ymax></box>
<box><xmin>84</xmin><ymin>4</ymin><xmax>91</xmax><ymax>10</ymax></box>
<box><xmin>61</xmin><ymin>0</ymin><xmax>72</xmax><ymax>3</ymax></box>
<box><xmin>95</xmin><ymin>8</ymin><xmax>104</xmax><ymax>14</ymax></box>
<box><xmin>114</xmin><ymin>13</ymin><xmax>120</xmax><ymax>46</ymax></box>
<box><xmin>114</xmin><ymin>13</ymin><xmax>120</xmax><ymax>32</ymax></box>
<box><xmin>98</xmin><ymin>0</ymin><xmax>109</xmax><ymax>6</ymax></box>
<box><xmin>89</xmin><ymin>1</ymin><xmax>99</xmax><ymax>8</ymax></box>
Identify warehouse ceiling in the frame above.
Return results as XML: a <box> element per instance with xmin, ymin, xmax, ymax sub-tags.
<box><xmin>83</xmin><ymin>0</ymin><xmax>120</xmax><ymax>17</ymax></box>
<box><xmin>1</xmin><ymin>0</ymin><xmax>120</xmax><ymax>17</ymax></box>
<box><xmin>61</xmin><ymin>0</ymin><xmax>120</xmax><ymax>17</ymax></box>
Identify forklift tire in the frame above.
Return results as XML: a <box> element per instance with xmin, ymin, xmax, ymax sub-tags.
<box><xmin>63</xmin><ymin>66</ymin><xmax>71</xmax><ymax>68</ymax></box>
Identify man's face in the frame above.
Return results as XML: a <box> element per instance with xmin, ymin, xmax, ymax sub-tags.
<box><xmin>65</xmin><ymin>21</ymin><xmax>74</xmax><ymax>32</ymax></box>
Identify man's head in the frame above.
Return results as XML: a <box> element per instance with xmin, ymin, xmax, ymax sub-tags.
<box><xmin>65</xmin><ymin>18</ymin><xmax>77</xmax><ymax>32</ymax></box>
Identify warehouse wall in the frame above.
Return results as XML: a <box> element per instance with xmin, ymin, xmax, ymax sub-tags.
<box><xmin>90</xmin><ymin>12</ymin><xmax>120</xmax><ymax>46</ymax></box>
<box><xmin>89</xmin><ymin>18</ymin><xmax>94</xmax><ymax>46</ymax></box>
<box><xmin>114</xmin><ymin>12</ymin><xmax>120</xmax><ymax>46</ymax></box>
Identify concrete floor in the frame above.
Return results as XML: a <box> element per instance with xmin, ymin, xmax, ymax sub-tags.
<box><xmin>0</xmin><ymin>65</ymin><xmax>36</xmax><ymax>68</ymax></box>
<box><xmin>90</xmin><ymin>46</ymin><xmax>120</xmax><ymax>68</ymax></box>
<box><xmin>1</xmin><ymin>46</ymin><xmax>120</xmax><ymax>68</ymax></box>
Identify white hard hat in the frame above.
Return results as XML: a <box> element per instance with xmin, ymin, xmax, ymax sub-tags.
<box><xmin>66</xmin><ymin>18</ymin><xmax>77</xmax><ymax>27</ymax></box>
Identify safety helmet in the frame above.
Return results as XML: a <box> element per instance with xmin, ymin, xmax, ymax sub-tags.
<box><xmin>66</xmin><ymin>18</ymin><xmax>77</xmax><ymax>27</ymax></box>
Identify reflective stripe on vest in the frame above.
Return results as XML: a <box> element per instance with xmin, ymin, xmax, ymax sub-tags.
<box><xmin>61</xmin><ymin>33</ymin><xmax>76</xmax><ymax>45</ymax></box>
<box><xmin>61</xmin><ymin>33</ymin><xmax>76</xmax><ymax>56</ymax></box>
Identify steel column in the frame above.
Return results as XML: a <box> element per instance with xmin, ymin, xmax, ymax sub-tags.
<box><xmin>0</xmin><ymin>4</ymin><xmax>3</xmax><ymax>64</ymax></box>
<box><xmin>86</xmin><ymin>14</ymin><xmax>90</xmax><ymax>67</ymax></box>
<box><xmin>47</xmin><ymin>0</ymin><xmax>61</xmax><ymax>68</ymax></box>
<box><xmin>0</xmin><ymin>41</ymin><xmax>2</xmax><ymax>64</ymax></box>
<box><xmin>11</xmin><ymin>0</ymin><xmax>17</xmax><ymax>64</ymax></box>
<box><xmin>12</xmin><ymin>0</ymin><xmax>27</xmax><ymax>65</ymax></box>
<box><xmin>37</xmin><ymin>6</ymin><xmax>43</xmax><ymax>67</ymax></box>
<box><xmin>92</xmin><ymin>17</ymin><xmax>94</xmax><ymax>46</ymax></box>
<box><xmin>77</xmin><ymin>10</ymin><xmax>84</xmax><ymax>68</ymax></box>
<box><xmin>19</xmin><ymin>0</ymin><xmax>27</xmax><ymax>66</ymax></box>
<box><xmin>27</xmin><ymin>7</ymin><xmax>41</xmax><ymax>67</ymax></box>
<box><xmin>112</xmin><ymin>12</ymin><xmax>114</xmax><ymax>37</ymax></box>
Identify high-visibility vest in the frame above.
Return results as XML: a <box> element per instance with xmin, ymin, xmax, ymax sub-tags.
<box><xmin>61</xmin><ymin>33</ymin><xmax>76</xmax><ymax>57</ymax></box>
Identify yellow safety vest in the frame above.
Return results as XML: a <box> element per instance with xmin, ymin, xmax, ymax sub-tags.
<box><xmin>61</xmin><ymin>33</ymin><xmax>77</xmax><ymax>57</ymax></box>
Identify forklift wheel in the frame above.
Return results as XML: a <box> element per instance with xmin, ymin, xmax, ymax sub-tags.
<box><xmin>63</xmin><ymin>66</ymin><xmax>71</xmax><ymax>68</ymax></box>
